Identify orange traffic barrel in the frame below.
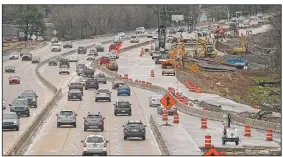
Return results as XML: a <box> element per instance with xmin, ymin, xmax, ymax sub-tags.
<box><xmin>203</xmin><ymin>107</ymin><xmax>208</xmax><ymax>111</ymax></box>
<box><xmin>244</xmin><ymin>125</ymin><xmax>251</xmax><ymax>136</ymax></box>
<box><xmin>175</xmin><ymin>92</ymin><xmax>181</xmax><ymax>97</ymax></box>
<box><xmin>162</xmin><ymin>108</ymin><xmax>168</xmax><ymax>121</ymax></box>
<box><xmin>196</xmin><ymin>86</ymin><xmax>202</xmax><ymax>93</ymax></box>
<box><xmin>205</xmin><ymin>135</ymin><xmax>211</xmax><ymax>147</ymax></box>
<box><xmin>201</xmin><ymin>117</ymin><xmax>207</xmax><ymax>129</ymax></box>
<box><xmin>124</xmin><ymin>74</ymin><xmax>128</xmax><ymax>79</ymax></box>
<box><xmin>188</xmin><ymin>85</ymin><xmax>196</xmax><ymax>92</ymax></box>
<box><xmin>173</xmin><ymin>112</ymin><xmax>179</xmax><ymax>123</ymax></box>
<box><xmin>182</xmin><ymin>99</ymin><xmax>188</xmax><ymax>105</ymax></box>
<box><xmin>266</xmin><ymin>129</ymin><xmax>273</xmax><ymax>141</ymax></box>
<box><xmin>150</xmin><ymin>70</ymin><xmax>154</xmax><ymax>77</ymax></box>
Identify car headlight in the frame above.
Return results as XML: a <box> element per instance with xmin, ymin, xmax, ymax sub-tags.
<box><xmin>13</xmin><ymin>121</ymin><xmax>17</xmax><ymax>124</ymax></box>
<box><xmin>32</xmin><ymin>98</ymin><xmax>36</xmax><ymax>101</ymax></box>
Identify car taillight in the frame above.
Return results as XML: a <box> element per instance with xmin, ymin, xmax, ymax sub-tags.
<box><xmin>84</xmin><ymin>119</ymin><xmax>88</xmax><ymax>123</ymax></box>
<box><xmin>152</xmin><ymin>99</ymin><xmax>156</xmax><ymax>101</ymax></box>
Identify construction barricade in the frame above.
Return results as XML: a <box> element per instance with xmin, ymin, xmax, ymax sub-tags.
<box><xmin>173</xmin><ymin>112</ymin><xmax>179</xmax><ymax>123</ymax></box>
<box><xmin>150</xmin><ymin>70</ymin><xmax>154</xmax><ymax>77</ymax></box>
<box><xmin>244</xmin><ymin>125</ymin><xmax>251</xmax><ymax>136</ymax></box>
<box><xmin>162</xmin><ymin>108</ymin><xmax>168</xmax><ymax>121</ymax></box>
<box><xmin>266</xmin><ymin>129</ymin><xmax>273</xmax><ymax>141</ymax></box>
<box><xmin>201</xmin><ymin>117</ymin><xmax>207</xmax><ymax>128</ymax></box>
<box><xmin>205</xmin><ymin>135</ymin><xmax>211</xmax><ymax>147</ymax></box>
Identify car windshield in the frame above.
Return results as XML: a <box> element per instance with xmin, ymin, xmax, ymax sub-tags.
<box><xmin>3</xmin><ymin>114</ymin><xmax>17</xmax><ymax>119</ymax></box>
<box><xmin>87</xmin><ymin>79</ymin><xmax>97</xmax><ymax>82</ymax></box>
<box><xmin>87</xmin><ymin>114</ymin><xmax>102</xmax><ymax>119</ymax></box>
<box><xmin>70</xmin><ymin>83</ymin><xmax>82</xmax><ymax>86</ymax></box>
<box><xmin>70</xmin><ymin>89</ymin><xmax>81</xmax><ymax>93</ymax></box>
<box><xmin>117</xmin><ymin>102</ymin><xmax>130</xmax><ymax>107</ymax></box>
<box><xmin>131</xmin><ymin>36</ymin><xmax>137</xmax><ymax>38</ymax></box>
<box><xmin>97</xmin><ymin>89</ymin><xmax>109</xmax><ymax>93</ymax></box>
<box><xmin>96</xmin><ymin>43</ymin><xmax>102</xmax><ymax>47</ymax></box>
<box><xmin>10</xmin><ymin>76</ymin><xmax>19</xmax><ymax>79</ymax></box>
<box><xmin>152</xmin><ymin>95</ymin><xmax>162</xmax><ymax>99</ymax></box>
<box><xmin>60</xmin><ymin>111</ymin><xmax>73</xmax><ymax>116</ymax></box>
<box><xmin>78</xmin><ymin>47</ymin><xmax>84</xmax><ymax>49</ymax></box>
<box><xmin>127</xmin><ymin>123</ymin><xmax>143</xmax><ymax>127</ymax></box>
<box><xmin>12</xmin><ymin>99</ymin><xmax>27</xmax><ymax>105</ymax></box>
<box><xmin>119</xmin><ymin>86</ymin><xmax>129</xmax><ymax>89</ymax></box>
<box><xmin>6</xmin><ymin>66</ymin><xmax>14</xmax><ymax>69</ymax></box>
<box><xmin>21</xmin><ymin>93</ymin><xmax>34</xmax><ymax>97</ymax></box>
<box><xmin>97</xmin><ymin>74</ymin><xmax>105</xmax><ymax>78</ymax></box>
<box><xmin>86</xmin><ymin>136</ymin><xmax>104</xmax><ymax>143</ymax></box>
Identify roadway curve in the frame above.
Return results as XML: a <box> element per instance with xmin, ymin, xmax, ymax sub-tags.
<box><xmin>23</xmin><ymin>38</ymin><xmax>160</xmax><ymax>155</ymax></box>
<box><xmin>2</xmin><ymin>36</ymin><xmax>116</xmax><ymax>154</ymax></box>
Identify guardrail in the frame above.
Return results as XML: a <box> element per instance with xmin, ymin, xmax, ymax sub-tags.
<box><xmin>4</xmin><ymin>34</ymin><xmax>152</xmax><ymax>155</ymax></box>
<box><xmin>92</xmin><ymin>41</ymin><xmax>282</xmax><ymax>134</ymax></box>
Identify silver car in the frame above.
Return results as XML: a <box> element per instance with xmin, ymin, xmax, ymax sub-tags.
<box><xmin>96</xmin><ymin>73</ymin><xmax>107</xmax><ymax>84</ymax></box>
<box><xmin>2</xmin><ymin>112</ymin><xmax>20</xmax><ymax>131</ymax></box>
<box><xmin>81</xmin><ymin>135</ymin><xmax>108</xmax><ymax>156</ymax></box>
<box><xmin>69</xmin><ymin>56</ymin><xmax>78</xmax><ymax>62</ymax></box>
<box><xmin>83</xmin><ymin>112</ymin><xmax>105</xmax><ymax>131</ymax></box>
<box><xmin>149</xmin><ymin>94</ymin><xmax>163</xmax><ymax>107</ymax></box>
<box><xmin>157</xmin><ymin>105</ymin><xmax>177</xmax><ymax>115</ymax></box>
<box><xmin>9</xmin><ymin>52</ymin><xmax>20</xmax><ymax>60</ymax></box>
<box><xmin>56</xmin><ymin>110</ymin><xmax>77</xmax><ymax>128</ymax></box>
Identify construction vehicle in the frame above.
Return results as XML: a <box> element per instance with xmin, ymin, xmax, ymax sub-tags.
<box><xmin>232</xmin><ymin>31</ymin><xmax>251</xmax><ymax>55</ymax></box>
<box><xmin>222</xmin><ymin>113</ymin><xmax>240</xmax><ymax>145</ymax></box>
<box><xmin>196</xmin><ymin>37</ymin><xmax>217</xmax><ymax>57</ymax></box>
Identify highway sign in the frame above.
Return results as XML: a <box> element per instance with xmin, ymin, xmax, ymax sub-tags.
<box><xmin>19</xmin><ymin>31</ymin><xmax>25</xmax><ymax>37</ymax></box>
<box><xmin>53</xmin><ymin>30</ymin><xmax>58</xmax><ymax>35</ymax></box>
<box><xmin>192</xmin><ymin>64</ymin><xmax>199</xmax><ymax>72</ymax></box>
<box><xmin>31</xmin><ymin>34</ymin><xmax>36</xmax><ymax>40</ymax></box>
<box><xmin>160</xmin><ymin>93</ymin><xmax>176</xmax><ymax>110</ymax></box>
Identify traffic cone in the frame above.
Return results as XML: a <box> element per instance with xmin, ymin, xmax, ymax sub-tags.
<box><xmin>162</xmin><ymin>108</ymin><xmax>168</xmax><ymax>121</ymax></box>
<box><xmin>173</xmin><ymin>112</ymin><xmax>179</xmax><ymax>123</ymax></box>
<box><xmin>150</xmin><ymin>70</ymin><xmax>154</xmax><ymax>77</ymax></box>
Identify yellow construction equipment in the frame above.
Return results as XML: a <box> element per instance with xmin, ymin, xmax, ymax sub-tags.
<box><xmin>196</xmin><ymin>36</ymin><xmax>217</xmax><ymax>57</ymax></box>
<box><xmin>160</xmin><ymin>58</ymin><xmax>176</xmax><ymax>69</ymax></box>
<box><xmin>232</xmin><ymin>30</ymin><xmax>251</xmax><ymax>55</ymax></box>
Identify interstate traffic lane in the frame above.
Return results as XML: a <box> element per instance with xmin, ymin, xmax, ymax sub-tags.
<box><xmin>24</xmin><ymin>79</ymin><xmax>160</xmax><ymax>155</ymax></box>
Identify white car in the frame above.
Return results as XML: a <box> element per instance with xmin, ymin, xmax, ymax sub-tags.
<box><xmin>69</xmin><ymin>56</ymin><xmax>78</xmax><ymax>62</ymax></box>
<box><xmin>59</xmin><ymin>68</ymin><xmax>70</xmax><ymax>74</ymax></box>
<box><xmin>118</xmin><ymin>32</ymin><xmax>126</xmax><ymax>38</ymax></box>
<box><xmin>136</xmin><ymin>27</ymin><xmax>145</xmax><ymax>34</ymax></box>
<box><xmin>9</xmin><ymin>52</ymin><xmax>20</xmax><ymax>60</ymax></box>
<box><xmin>81</xmin><ymin>135</ymin><xmax>108</xmax><ymax>156</ymax></box>
<box><xmin>86</xmin><ymin>53</ymin><xmax>95</xmax><ymax>60</ymax></box>
<box><xmin>130</xmin><ymin>35</ymin><xmax>139</xmax><ymax>43</ymax></box>
<box><xmin>113</xmin><ymin>35</ymin><xmax>123</xmax><ymax>43</ymax></box>
<box><xmin>108</xmin><ymin>51</ymin><xmax>119</xmax><ymax>59</ymax></box>
<box><xmin>51</xmin><ymin>43</ymin><xmax>62</xmax><ymax>52</ymax></box>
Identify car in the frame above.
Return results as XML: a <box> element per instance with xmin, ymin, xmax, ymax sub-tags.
<box><xmin>83</xmin><ymin>112</ymin><xmax>105</xmax><ymax>131</ymax></box>
<box><xmin>95</xmin><ymin>89</ymin><xmax>111</xmax><ymax>102</ymax></box>
<box><xmin>122</xmin><ymin>120</ymin><xmax>146</xmax><ymax>140</ymax></box>
<box><xmin>5</xmin><ymin>66</ymin><xmax>15</xmax><ymax>73</ymax></box>
<box><xmin>113</xmin><ymin>35</ymin><xmax>123</xmax><ymax>43</ymax></box>
<box><xmin>56</xmin><ymin>55</ymin><xmax>64</xmax><ymax>62</ymax></box>
<box><xmin>63</xmin><ymin>42</ymin><xmax>73</xmax><ymax>48</ymax></box>
<box><xmin>59</xmin><ymin>58</ymin><xmax>70</xmax><ymax>68</ymax></box>
<box><xmin>108</xmin><ymin>50</ymin><xmax>119</xmax><ymax>59</ymax></box>
<box><xmin>85</xmin><ymin>78</ymin><xmax>99</xmax><ymax>90</ymax></box>
<box><xmin>22</xmin><ymin>53</ymin><xmax>32</xmax><ymax>61</ymax></box>
<box><xmin>76</xmin><ymin>63</ymin><xmax>86</xmax><ymax>76</ymax></box>
<box><xmin>78</xmin><ymin>46</ymin><xmax>87</xmax><ymax>54</ymax></box>
<box><xmin>152</xmin><ymin>52</ymin><xmax>162</xmax><ymax>60</ymax></box>
<box><xmin>9</xmin><ymin>97</ymin><xmax>30</xmax><ymax>117</ymax></box>
<box><xmin>96</xmin><ymin>73</ymin><xmax>107</xmax><ymax>84</ymax></box>
<box><xmin>56</xmin><ymin>110</ymin><xmax>77</xmax><ymax>128</ymax></box>
<box><xmin>3</xmin><ymin>98</ymin><xmax>7</xmax><ymax>110</ymax></box>
<box><xmin>157</xmin><ymin>105</ymin><xmax>177</xmax><ymax>115</ymax></box>
<box><xmin>162</xmin><ymin>69</ymin><xmax>176</xmax><ymax>76</ymax></box>
<box><xmin>149</xmin><ymin>94</ymin><xmax>163</xmax><ymax>107</ymax></box>
<box><xmin>95</xmin><ymin>43</ymin><xmax>104</xmax><ymax>52</ymax></box>
<box><xmin>152</xmin><ymin>34</ymin><xmax>158</xmax><ymax>39</ymax></box>
<box><xmin>32</xmin><ymin>57</ymin><xmax>40</xmax><ymax>63</ymax></box>
<box><xmin>86</xmin><ymin>53</ymin><xmax>95</xmax><ymax>60</ymax></box>
<box><xmin>48</xmin><ymin>59</ymin><xmax>57</xmax><ymax>66</ymax></box>
<box><xmin>117</xmin><ymin>85</ymin><xmax>131</xmax><ymax>96</ymax></box>
<box><xmin>130</xmin><ymin>35</ymin><xmax>139</xmax><ymax>43</ymax></box>
<box><xmin>88</xmin><ymin>49</ymin><xmax>98</xmax><ymax>56</ymax></box>
<box><xmin>136</xmin><ymin>27</ymin><xmax>145</xmax><ymax>34</ymax></box>
<box><xmin>51</xmin><ymin>37</ymin><xmax>59</xmax><ymax>43</ymax></box>
<box><xmin>20</xmin><ymin>90</ymin><xmax>38</xmax><ymax>108</ymax></box>
<box><xmin>81</xmin><ymin>135</ymin><xmax>108</xmax><ymax>156</ymax></box>
<box><xmin>113</xmin><ymin>101</ymin><xmax>132</xmax><ymax>116</ymax></box>
<box><xmin>83</xmin><ymin>68</ymin><xmax>94</xmax><ymax>78</ymax></box>
<box><xmin>9</xmin><ymin>76</ymin><xmax>20</xmax><ymax>84</ymax></box>
<box><xmin>59</xmin><ymin>67</ymin><xmax>70</xmax><ymax>74</ymax></box>
<box><xmin>100</xmin><ymin>56</ymin><xmax>110</xmax><ymax>65</ymax></box>
<box><xmin>112</xmin><ymin>81</ymin><xmax>125</xmax><ymax>89</ymax></box>
<box><xmin>79</xmin><ymin>76</ymin><xmax>89</xmax><ymax>87</ymax></box>
<box><xmin>51</xmin><ymin>43</ymin><xmax>62</xmax><ymax>52</ymax></box>
<box><xmin>20</xmin><ymin>51</ymin><xmax>29</xmax><ymax>57</ymax></box>
<box><xmin>118</xmin><ymin>32</ymin><xmax>126</xmax><ymax>38</ymax></box>
<box><xmin>2</xmin><ymin>112</ymin><xmax>20</xmax><ymax>131</ymax></box>
<box><xmin>69</xmin><ymin>56</ymin><xmax>78</xmax><ymax>62</ymax></box>
<box><xmin>9</xmin><ymin>52</ymin><xmax>20</xmax><ymax>60</ymax></box>
<box><xmin>68</xmin><ymin>89</ymin><xmax>83</xmax><ymax>101</ymax></box>
<box><xmin>147</xmin><ymin>32</ymin><xmax>154</xmax><ymax>38</ymax></box>
<box><xmin>69</xmin><ymin>82</ymin><xmax>84</xmax><ymax>95</ymax></box>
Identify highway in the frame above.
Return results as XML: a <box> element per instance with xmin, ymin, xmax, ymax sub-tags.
<box><xmin>23</xmin><ymin>38</ymin><xmax>160</xmax><ymax>155</ymax></box>
<box><xmin>2</xmin><ymin>36</ymin><xmax>119</xmax><ymax>154</ymax></box>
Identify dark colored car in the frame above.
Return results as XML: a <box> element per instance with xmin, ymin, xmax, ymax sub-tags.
<box><xmin>68</xmin><ymin>89</ymin><xmax>83</xmax><ymax>101</ymax></box>
<box><xmin>9</xmin><ymin>76</ymin><xmax>20</xmax><ymax>84</ymax></box>
<box><xmin>114</xmin><ymin>101</ymin><xmax>132</xmax><ymax>116</ymax></box>
<box><xmin>95</xmin><ymin>89</ymin><xmax>111</xmax><ymax>102</ymax></box>
<box><xmin>2</xmin><ymin>112</ymin><xmax>20</xmax><ymax>131</ymax></box>
<box><xmin>32</xmin><ymin>57</ymin><xmax>40</xmax><ymax>63</ymax></box>
<box><xmin>59</xmin><ymin>58</ymin><xmax>70</xmax><ymax>68</ymax></box>
<box><xmin>9</xmin><ymin>97</ymin><xmax>30</xmax><ymax>117</ymax></box>
<box><xmin>69</xmin><ymin>82</ymin><xmax>84</xmax><ymax>95</ymax></box>
<box><xmin>95</xmin><ymin>43</ymin><xmax>104</xmax><ymax>52</ymax></box>
<box><xmin>22</xmin><ymin>53</ymin><xmax>32</xmax><ymax>61</ymax></box>
<box><xmin>20</xmin><ymin>90</ymin><xmax>38</xmax><ymax>108</ymax></box>
<box><xmin>83</xmin><ymin>112</ymin><xmax>105</xmax><ymax>131</ymax></box>
<box><xmin>48</xmin><ymin>59</ymin><xmax>58</xmax><ymax>66</ymax></box>
<box><xmin>78</xmin><ymin>46</ymin><xmax>87</xmax><ymax>54</ymax></box>
<box><xmin>112</xmin><ymin>81</ymin><xmax>125</xmax><ymax>89</ymax></box>
<box><xmin>96</xmin><ymin>73</ymin><xmax>107</xmax><ymax>84</ymax></box>
<box><xmin>100</xmin><ymin>56</ymin><xmax>110</xmax><ymax>65</ymax></box>
<box><xmin>83</xmin><ymin>68</ymin><xmax>94</xmax><ymax>78</ymax></box>
<box><xmin>122</xmin><ymin>120</ymin><xmax>146</xmax><ymax>140</ymax></box>
<box><xmin>85</xmin><ymin>78</ymin><xmax>99</xmax><ymax>90</ymax></box>
<box><xmin>63</xmin><ymin>42</ymin><xmax>73</xmax><ymax>48</ymax></box>
<box><xmin>5</xmin><ymin>66</ymin><xmax>15</xmax><ymax>73</ymax></box>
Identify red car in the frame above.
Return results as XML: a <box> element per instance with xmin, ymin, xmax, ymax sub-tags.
<box><xmin>9</xmin><ymin>76</ymin><xmax>20</xmax><ymax>84</ymax></box>
<box><xmin>100</xmin><ymin>56</ymin><xmax>110</xmax><ymax>65</ymax></box>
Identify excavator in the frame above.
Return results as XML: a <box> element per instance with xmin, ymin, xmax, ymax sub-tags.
<box><xmin>232</xmin><ymin>30</ymin><xmax>252</xmax><ymax>55</ymax></box>
<box><xmin>196</xmin><ymin>36</ymin><xmax>217</xmax><ymax>58</ymax></box>
<box><xmin>160</xmin><ymin>48</ymin><xmax>176</xmax><ymax>69</ymax></box>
